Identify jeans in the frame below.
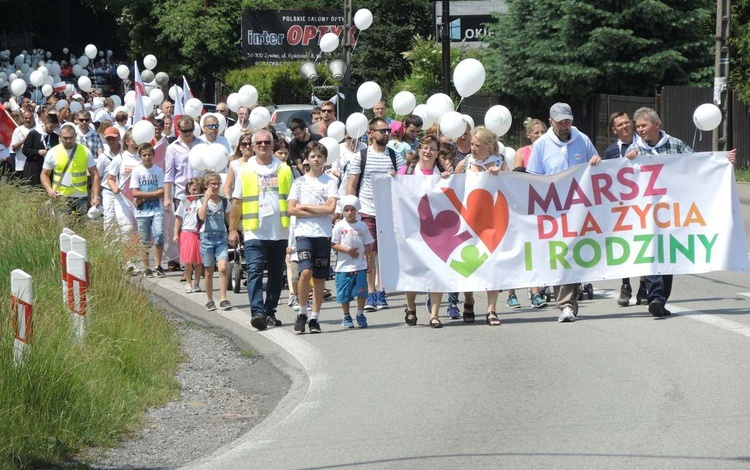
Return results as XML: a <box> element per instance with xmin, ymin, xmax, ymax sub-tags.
<box><xmin>244</xmin><ymin>238</ymin><xmax>288</xmax><ymax>316</ymax></box>
<box><xmin>645</xmin><ymin>275</ymin><xmax>673</xmax><ymax>305</ymax></box>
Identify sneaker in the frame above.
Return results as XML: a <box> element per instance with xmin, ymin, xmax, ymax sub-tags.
<box><xmin>342</xmin><ymin>315</ymin><xmax>355</xmax><ymax>328</ymax></box>
<box><xmin>356</xmin><ymin>313</ymin><xmax>368</xmax><ymax>328</ymax></box>
<box><xmin>376</xmin><ymin>290</ymin><xmax>389</xmax><ymax>310</ymax></box>
<box><xmin>617</xmin><ymin>284</ymin><xmax>632</xmax><ymax>307</ymax></box>
<box><xmin>506</xmin><ymin>294</ymin><xmax>521</xmax><ymax>309</ymax></box>
<box><xmin>531</xmin><ymin>293</ymin><xmax>547</xmax><ymax>308</ymax></box>
<box><xmin>425</xmin><ymin>297</ymin><xmax>432</xmax><ymax>314</ymax></box>
<box><xmin>291</xmin><ymin>295</ymin><xmax>300</xmax><ymax>311</ymax></box>
<box><xmin>364</xmin><ymin>293</ymin><xmax>377</xmax><ymax>312</ymax></box>
<box><xmin>636</xmin><ymin>283</ymin><xmax>647</xmax><ymax>305</ymax></box>
<box><xmin>154</xmin><ymin>266</ymin><xmax>166</xmax><ymax>278</ymax></box>
<box><xmin>251</xmin><ymin>314</ymin><xmax>268</xmax><ymax>331</ymax></box>
<box><xmin>288</xmin><ymin>294</ymin><xmax>296</xmax><ymax>307</ymax></box>
<box><xmin>308</xmin><ymin>318</ymin><xmax>322</xmax><ymax>334</ymax></box>
<box><xmin>447</xmin><ymin>303</ymin><xmax>461</xmax><ymax>320</ymax></box>
<box><xmin>143</xmin><ymin>269</ymin><xmax>154</xmax><ymax>278</ymax></box>
<box><xmin>185</xmin><ymin>285</ymin><xmax>193</xmax><ymax>294</ymax></box>
<box><xmin>266</xmin><ymin>313</ymin><xmax>282</xmax><ymax>327</ymax></box>
<box><xmin>648</xmin><ymin>301</ymin><xmax>669</xmax><ymax>317</ymax></box>
<box><xmin>558</xmin><ymin>306</ymin><xmax>576</xmax><ymax>323</ymax></box>
<box><xmin>219</xmin><ymin>300</ymin><xmax>232</xmax><ymax>311</ymax></box>
<box><xmin>294</xmin><ymin>314</ymin><xmax>308</xmax><ymax>334</ymax></box>
<box><xmin>205</xmin><ymin>300</ymin><xmax>217</xmax><ymax>312</ymax></box>
<box><xmin>193</xmin><ymin>284</ymin><xmax>202</xmax><ymax>293</ymax></box>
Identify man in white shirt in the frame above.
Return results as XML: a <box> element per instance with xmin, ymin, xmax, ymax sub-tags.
<box><xmin>10</xmin><ymin>110</ymin><xmax>35</xmax><ymax>178</ymax></box>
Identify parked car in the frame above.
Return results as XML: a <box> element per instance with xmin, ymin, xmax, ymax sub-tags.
<box><xmin>269</xmin><ymin>104</ymin><xmax>314</xmax><ymax>129</ymax></box>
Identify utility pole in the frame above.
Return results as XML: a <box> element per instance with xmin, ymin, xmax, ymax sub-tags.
<box><xmin>714</xmin><ymin>0</ymin><xmax>731</xmax><ymax>151</ymax></box>
<box><xmin>342</xmin><ymin>0</ymin><xmax>353</xmax><ymax>88</ymax></box>
<box><xmin>441</xmin><ymin>0</ymin><xmax>451</xmax><ymax>95</ymax></box>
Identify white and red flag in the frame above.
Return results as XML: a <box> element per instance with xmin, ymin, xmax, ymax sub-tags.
<box><xmin>132</xmin><ymin>61</ymin><xmax>147</xmax><ymax>122</ymax></box>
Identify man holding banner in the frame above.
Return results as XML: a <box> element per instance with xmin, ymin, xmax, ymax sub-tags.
<box><xmin>526</xmin><ymin>102</ymin><xmax>601</xmax><ymax>322</ymax></box>
<box><xmin>625</xmin><ymin>107</ymin><xmax>737</xmax><ymax>317</ymax></box>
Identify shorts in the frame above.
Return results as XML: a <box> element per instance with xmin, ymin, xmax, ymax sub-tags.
<box><xmin>335</xmin><ymin>270</ymin><xmax>368</xmax><ymax>304</ymax></box>
<box><xmin>296</xmin><ymin>236</ymin><xmax>331</xmax><ymax>279</ymax></box>
<box><xmin>360</xmin><ymin>213</ymin><xmax>378</xmax><ymax>254</ymax></box>
<box><xmin>136</xmin><ymin>212</ymin><xmax>164</xmax><ymax>246</ymax></box>
<box><xmin>289</xmin><ymin>259</ymin><xmax>300</xmax><ymax>283</ymax></box>
<box><xmin>200</xmin><ymin>232</ymin><xmax>229</xmax><ymax>267</ymax></box>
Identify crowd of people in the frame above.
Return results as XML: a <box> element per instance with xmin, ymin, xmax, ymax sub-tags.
<box><xmin>0</xmin><ymin>79</ymin><xmax>738</xmax><ymax>333</ymax></box>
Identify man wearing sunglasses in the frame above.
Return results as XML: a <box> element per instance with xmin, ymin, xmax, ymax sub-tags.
<box><xmin>200</xmin><ymin>114</ymin><xmax>231</xmax><ymax>155</ymax></box>
<box><xmin>310</xmin><ymin>101</ymin><xmax>336</xmax><ymax>137</ymax></box>
<box><xmin>229</xmin><ymin>129</ymin><xmax>292</xmax><ymax>331</ymax></box>
<box><xmin>164</xmin><ymin>115</ymin><xmax>202</xmax><ymax>213</ymax></box>
<box><xmin>347</xmin><ymin>117</ymin><xmax>405</xmax><ymax>311</ymax></box>
<box><xmin>74</xmin><ymin>111</ymin><xmax>104</xmax><ymax>157</ymax></box>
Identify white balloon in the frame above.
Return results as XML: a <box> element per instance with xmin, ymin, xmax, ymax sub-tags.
<box><xmin>392</xmin><ymin>91</ymin><xmax>416</xmax><ymax>116</ymax></box>
<box><xmin>426</xmin><ymin>93</ymin><xmax>454</xmax><ymax>122</ymax></box>
<box><xmin>412</xmin><ymin>104</ymin><xmax>434</xmax><ymax>128</ymax></box>
<box><xmin>224</xmin><ymin>125</ymin><xmax>241</xmax><ymax>149</ymax></box>
<box><xmin>318</xmin><ymin>137</ymin><xmax>341</xmax><ymax>161</ymax></box>
<box><xmin>107</xmin><ymin>50</ymin><xmax>113</xmax><ymax>57</ymax></box>
<box><xmin>462</xmin><ymin>114</ymin><xmax>475</xmax><ymax>130</ymax></box>
<box><xmin>72</xmin><ymin>64</ymin><xmax>83</xmax><ymax>76</ymax></box>
<box><xmin>484</xmin><ymin>105</ymin><xmax>512</xmax><ymax>137</ymax></box>
<box><xmin>44</xmin><ymin>75</ymin><xmax>54</xmax><ymax>86</ymax></box>
<box><xmin>327</xmin><ymin>121</ymin><xmax>346</xmax><ymax>142</ymax></box>
<box><xmin>184</xmin><ymin>97</ymin><xmax>203</xmax><ymax>118</ymax></box>
<box><xmin>77</xmin><ymin>55</ymin><xmax>89</xmax><ymax>68</ymax></box>
<box><xmin>203</xmin><ymin>143</ymin><xmax>229</xmax><ymax>171</ymax></box>
<box><xmin>42</xmin><ymin>84</ymin><xmax>53</xmax><ymax>97</ymax></box>
<box><xmin>155</xmin><ymin>71</ymin><xmax>169</xmax><ymax>86</ymax></box>
<box><xmin>356</xmin><ymin>81</ymin><xmax>382</xmax><ymax>110</ymax></box>
<box><xmin>168</xmin><ymin>85</ymin><xmax>183</xmax><ymax>102</ymax></box>
<box><xmin>69</xmin><ymin>101</ymin><xmax>83</xmax><ymax>113</ymax></box>
<box><xmin>29</xmin><ymin>70</ymin><xmax>44</xmax><ymax>87</ymax></box>
<box><xmin>132</xmin><ymin>120</ymin><xmax>155</xmax><ymax>145</ymax></box>
<box><xmin>141</xmin><ymin>96</ymin><xmax>154</xmax><ymax>114</ymax></box>
<box><xmin>117</xmin><ymin>64</ymin><xmax>129</xmax><ymax>79</ymax></box>
<box><xmin>39</xmin><ymin>66</ymin><xmax>49</xmax><ymax>77</ymax></box>
<box><xmin>125</xmin><ymin>100</ymin><xmax>134</xmax><ymax>113</ymax></box>
<box><xmin>226</xmin><ymin>93</ymin><xmax>241</xmax><ymax>112</ymax></box>
<box><xmin>8</xmin><ymin>73</ymin><xmax>17</xmax><ymax>82</ymax></box>
<box><xmin>354</xmin><ymin>9</ymin><xmax>374</xmax><ymax>31</ymax></box>
<box><xmin>439</xmin><ymin>111</ymin><xmax>468</xmax><ymax>139</ymax></box>
<box><xmin>10</xmin><ymin>78</ymin><xmax>26</xmax><ymax>96</ymax></box>
<box><xmin>77</xmin><ymin>76</ymin><xmax>92</xmax><ymax>92</ymax></box>
<box><xmin>149</xmin><ymin>88</ymin><xmax>164</xmax><ymax>105</ymax></box>
<box><xmin>249</xmin><ymin>106</ymin><xmax>271</xmax><ymax>129</ymax></box>
<box><xmin>319</xmin><ymin>32</ymin><xmax>339</xmax><ymax>53</ymax></box>
<box><xmin>98</xmin><ymin>51</ymin><xmax>104</xmax><ymax>57</ymax></box>
<box><xmin>80</xmin><ymin>69</ymin><xmax>89</xmax><ymax>77</ymax></box>
<box><xmin>124</xmin><ymin>90</ymin><xmax>136</xmax><ymax>105</ymax></box>
<box><xmin>453</xmin><ymin>58</ymin><xmax>486</xmax><ymax>98</ymax></box>
<box><xmin>85</xmin><ymin>44</ymin><xmax>97</xmax><ymax>59</ymax></box>
<box><xmin>497</xmin><ymin>141</ymin><xmax>506</xmax><ymax>157</ymax></box>
<box><xmin>141</xmin><ymin>69</ymin><xmax>154</xmax><ymax>83</ymax></box>
<box><xmin>238</xmin><ymin>84</ymin><xmax>258</xmax><ymax>108</ymax></box>
<box><xmin>505</xmin><ymin>147</ymin><xmax>516</xmax><ymax>164</ymax></box>
<box><xmin>143</xmin><ymin>54</ymin><xmax>158</xmax><ymax>70</ymax></box>
<box><xmin>189</xmin><ymin>143</ymin><xmax>208</xmax><ymax>171</ymax></box>
<box><xmin>345</xmin><ymin>112</ymin><xmax>369</xmax><ymax>138</ymax></box>
<box><xmin>56</xmin><ymin>100</ymin><xmax>68</xmax><ymax>111</ymax></box>
<box><xmin>48</xmin><ymin>63</ymin><xmax>60</xmax><ymax>77</ymax></box>
<box><xmin>111</xmin><ymin>95</ymin><xmax>122</xmax><ymax>107</ymax></box>
<box><xmin>63</xmin><ymin>47</ymin><xmax>69</xmax><ymax>54</ymax></box>
<box><xmin>693</xmin><ymin>103</ymin><xmax>722</xmax><ymax>131</ymax></box>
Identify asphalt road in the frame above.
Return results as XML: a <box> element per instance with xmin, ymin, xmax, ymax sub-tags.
<box><xmin>145</xmin><ymin>183</ymin><xmax>750</xmax><ymax>470</ymax></box>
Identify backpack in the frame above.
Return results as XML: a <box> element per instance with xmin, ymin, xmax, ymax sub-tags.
<box><xmin>355</xmin><ymin>147</ymin><xmax>398</xmax><ymax>196</ymax></box>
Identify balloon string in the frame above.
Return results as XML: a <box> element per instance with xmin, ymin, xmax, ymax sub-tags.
<box><xmin>692</xmin><ymin>127</ymin><xmax>702</xmax><ymax>150</ymax></box>
<box><xmin>314</xmin><ymin>51</ymin><xmax>322</xmax><ymax>65</ymax></box>
<box><xmin>457</xmin><ymin>97</ymin><xmax>465</xmax><ymax>112</ymax></box>
<box><xmin>352</xmin><ymin>31</ymin><xmax>362</xmax><ymax>54</ymax></box>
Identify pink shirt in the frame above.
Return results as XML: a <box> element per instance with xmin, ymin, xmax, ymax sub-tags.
<box><xmin>397</xmin><ymin>164</ymin><xmax>439</xmax><ymax>175</ymax></box>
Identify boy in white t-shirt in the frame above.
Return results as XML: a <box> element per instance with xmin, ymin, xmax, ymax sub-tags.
<box><xmin>288</xmin><ymin>142</ymin><xmax>338</xmax><ymax>334</ymax></box>
<box><xmin>331</xmin><ymin>195</ymin><xmax>374</xmax><ymax>328</ymax></box>
<box><xmin>130</xmin><ymin>143</ymin><xmax>166</xmax><ymax>278</ymax></box>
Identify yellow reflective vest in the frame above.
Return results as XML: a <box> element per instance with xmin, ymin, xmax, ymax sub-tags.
<box><xmin>240</xmin><ymin>162</ymin><xmax>291</xmax><ymax>231</ymax></box>
<box><xmin>52</xmin><ymin>144</ymin><xmax>89</xmax><ymax>197</ymax></box>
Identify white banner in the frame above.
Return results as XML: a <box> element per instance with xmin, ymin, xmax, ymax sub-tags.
<box><xmin>374</xmin><ymin>153</ymin><xmax>749</xmax><ymax>292</ymax></box>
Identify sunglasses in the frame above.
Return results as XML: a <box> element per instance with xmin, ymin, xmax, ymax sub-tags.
<box><xmin>78</xmin><ymin>118</ymin><xmax>90</xmax><ymax>122</ymax></box>
<box><xmin>254</xmin><ymin>140</ymin><xmax>271</xmax><ymax>145</ymax></box>
<box><xmin>321</xmin><ymin>109</ymin><xmax>334</xmax><ymax>113</ymax></box>
<box><xmin>205</xmin><ymin>124</ymin><xmax>220</xmax><ymax>129</ymax></box>
<box><xmin>239</xmin><ymin>142</ymin><xmax>252</xmax><ymax>147</ymax></box>
<box><xmin>373</xmin><ymin>128</ymin><xmax>391</xmax><ymax>135</ymax></box>
<box><xmin>180</xmin><ymin>128</ymin><xmax>194</xmax><ymax>133</ymax></box>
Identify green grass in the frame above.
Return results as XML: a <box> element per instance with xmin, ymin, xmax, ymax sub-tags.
<box><xmin>735</xmin><ymin>166</ymin><xmax>750</xmax><ymax>182</ymax></box>
<box><xmin>240</xmin><ymin>349</ymin><xmax>254</xmax><ymax>358</ymax></box>
<box><xmin>0</xmin><ymin>182</ymin><xmax>182</xmax><ymax>469</ymax></box>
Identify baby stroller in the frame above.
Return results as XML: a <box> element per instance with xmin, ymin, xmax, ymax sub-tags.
<box><xmin>227</xmin><ymin>238</ymin><xmax>245</xmax><ymax>294</ymax></box>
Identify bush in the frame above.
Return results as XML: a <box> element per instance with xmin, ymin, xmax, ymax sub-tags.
<box><xmin>0</xmin><ymin>183</ymin><xmax>182</xmax><ymax>468</ymax></box>
<box><xmin>224</xmin><ymin>62</ymin><xmax>331</xmax><ymax>105</ymax></box>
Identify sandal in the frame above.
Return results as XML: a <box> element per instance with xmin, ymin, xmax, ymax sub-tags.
<box><xmin>486</xmin><ymin>311</ymin><xmax>501</xmax><ymax>326</ymax></box>
<box><xmin>404</xmin><ymin>308</ymin><xmax>418</xmax><ymax>326</ymax></box>
<box><xmin>429</xmin><ymin>317</ymin><xmax>443</xmax><ymax>329</ymax></box>
<box><xmin>463</xmin><ymin>303</ymin><xmax>475</xmax><ymax>323</ymax></box>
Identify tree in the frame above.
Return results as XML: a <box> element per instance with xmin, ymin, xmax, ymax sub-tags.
<box><xmin>484</xmin><ymin>0</ymin><xmax>715</xmax><ymax>106</ymax></box>
<box><xmin>730</xmin><ymin>0</ymin><xmax>750</xmax><ymax>104</ymax></box>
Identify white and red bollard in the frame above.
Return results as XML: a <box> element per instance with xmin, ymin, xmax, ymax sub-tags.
<box><xmin>11</xmin><ymin>269</ymin><xmax>33</xmax><ymax>366</ymax></box>
<box><xmin>59</xmin><ymin>229</ymin><xmax>88</xmax><ymax>340</ymax></box>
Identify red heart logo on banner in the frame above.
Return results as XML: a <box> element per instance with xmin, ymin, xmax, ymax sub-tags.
<box><xmin>442</xmin><ymin>188</ymin><xmax>510</xmax><ymax>252</ymax></box>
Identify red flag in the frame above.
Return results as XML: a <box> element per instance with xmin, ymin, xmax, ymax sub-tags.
<box><xmin>0</xmin><ymin>106</ymin><xmax>18</xmax><ymax>147</ymax></box>
<box><xmin>133</xmin><ymin>61</ymin><xmax>147</xmax><ymax>122</ymax></box>
<box><xmin>173</xmin><ymin>84</ymin><xmax>185</xmax><ymax>139</ymax></box>
<box><xmin>53</xmin><ymin>82</ymin><xmax>66</xmax><ymax>93</ymax></box>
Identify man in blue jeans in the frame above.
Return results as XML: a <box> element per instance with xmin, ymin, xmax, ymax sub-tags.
<box><xmin>229</xmin><ymin>129</ymin><xmax>292</xmax><ymax>330</ymax></box>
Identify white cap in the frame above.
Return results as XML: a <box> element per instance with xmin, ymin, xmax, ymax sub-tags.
<box><xmin>340</xmin><ymin>195</ymin><xmax>360</xmax><ymax>211</ymax></box>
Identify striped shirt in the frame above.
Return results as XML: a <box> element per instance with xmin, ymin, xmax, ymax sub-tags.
<box><xmin>349</xmin><ymin>146</ymin><xmax>405</xmax><ymax>215</ymax></box>
<box><xmin>76</xmin><ymin>128</ymin><xmax>104</xmax><ymax>156</ymax></box>
<box><xmin>626</xmin><ymin>134</ymin><xmax>692</xmax><ymax>156</ymax></box>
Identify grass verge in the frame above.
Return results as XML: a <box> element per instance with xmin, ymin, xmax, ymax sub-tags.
<box><xmin>735</xmin><ymin>166</ymin><xmax>750</xmax><ymax>182</ymax></box>
<box><xmin>0</xmin><ymin>182</ymin><xmax>182</xmax><ymax>469</ymax></box>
